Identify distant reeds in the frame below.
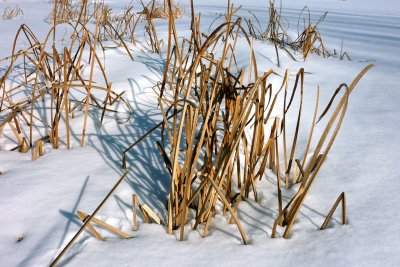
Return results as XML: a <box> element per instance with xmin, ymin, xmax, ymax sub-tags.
<box><xmin>140</xmin><ymin>0</ymin><xmax>184</xmax><ymax>19</ymax></box>
<box><xmin>246</xmin><ymin>0</ymin><xmax>330</xmax><ymax>61</ymax></box>
<box><xmin>2</xmin><ymin>5</ymin><xmax>24</xmax><ymax>20</ymax></box>
<box><xmin>291</xmin><ymin>6</ymin><xmax>329</xmax><ymax>59</ymax></box>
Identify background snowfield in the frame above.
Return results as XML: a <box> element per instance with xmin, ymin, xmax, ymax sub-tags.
<box><xmin>0</xmin><ymin>0</ymin><xmax>399</xmax><ymax>266</ymax></box>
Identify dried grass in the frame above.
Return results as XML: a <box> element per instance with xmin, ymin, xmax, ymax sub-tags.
<box><xmin>290</xmin><ymin>7</ymin><xmax>329</xmax><ymax>60</ymax></box>
<box><xmin>0</xmin><ymin>1</ymin><xmax>130</xmax><ymax>152</ymax></box>
<box><xmin>46</xmin><ymin>0</ymin><xmax>80</xmax><ymax>24</ymax></box>
<box><xmin>121</xmin><ymin>0</ymin><xmax>373</xmax><ymax>243</ymax></box>
<box><xmin>2</xmin><ymin>5</ymin><xmax>24</xmax><ymax>20</ymax></box>
<box><xmin>140</xmin><ymin>0</ymin><xmax>185</xmax><ymax>19</ymax></box>
<box><xmin>246</xmin><ymin>1</ymin><xmax>330</xmax><ymax>61</ymax></box>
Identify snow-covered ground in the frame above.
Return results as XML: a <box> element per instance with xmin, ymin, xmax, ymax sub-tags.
<box><xmin>0</xmin><ymin>0</ymin><xmax>399</xmax><ymax>266</ymax></box>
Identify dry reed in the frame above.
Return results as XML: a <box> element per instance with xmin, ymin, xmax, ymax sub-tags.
<box><xmin>0</xmin><ymin>0</ymin><xmax>130</xmax><ymax>153</ymax></box>
<box><xmin>140</xmin><ymin>0</ymin><xmax>184</xmax><ymax>19</ymax></box>
<box><xmin>246</xmin><ymin>1</ymin><xmax>330</xmax><ymax>61</ymax></box>
<box><xmin>2</xmin><ymin>5</ymin><xmax>24</xmax><ymax>20</ymax></box>
<box><xmin>138</xmin><ymin>0</ymin><xmax>372</xmax><ymax>243</ymax></box>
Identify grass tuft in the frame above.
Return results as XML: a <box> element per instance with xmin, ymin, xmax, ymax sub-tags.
<box><xmin>2</xmin><ymin>5</ymin><xmax>24</xmax><ymax>20</ymax></box>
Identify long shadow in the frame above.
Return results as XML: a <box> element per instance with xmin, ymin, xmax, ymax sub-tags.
<box><xmin>240</xmin><ymin>200</ymin><xmax>275</xmax><ymax>232</ymax></box>
<box><xmin>279</xmin><ymin>193</ymin><xmax>327</xmax><ymax>229</ymax></box>
<box><xmin>18</xmin><ymin>176</ymin><xmax>90</xmax><ymax>267</ymax></box>
<box><xmin>81</xmin><ymin>53</ymin><xmax>173</xmax><ymax>221</ymax></box>
<box><xmin>57</xmin><ymin>176</ymin><xmax>90</xmax><ymax>249</ymax></box>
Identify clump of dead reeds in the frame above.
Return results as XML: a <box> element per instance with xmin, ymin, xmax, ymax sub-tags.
<box><xmin>46</xmin><ymin>0</ymin><xmax>81</xmax><ymax>24</ymax></box>
<box><xmin>246</xmin><ymin>1</ymin><xmax>329</xmax><ymax>61</ymax></box>
<box><xmin>46</xmin><ymin>1</ymin><xmax>139</xmax><ymax>57</ymax></box>
<box><xmin>140</xmin><ymin>1</ymin><xmax>162</xmax><ymax>53</ymax></box>
<box><xmin>265</xmin><ymin>0</ymin><xmax>289</xmax><ymax>44</ymax></box>
<box><xmin>0</xmin><ymin>0</ymin><xmax>130</xmax><ymax>154</ymax></box>
<box><xmin>121</xmin><ymin>0</ymin><xmax>373</xmax><ymax>243</ymax></box>
<box><xmin>290</xmin><ymin>6</ymin><xmax>329</xmax><ymax>60</ymax></box>
<box><xmin>245</xmin><ymin>1</ymin><xmax>291</xmax><ymax>47</ymax></box>
<box><xmin>112</xmin><ymin>3</ymin><xmax>140</xmax><ymax>45</ymax></box>
<box><xmin>1</xmin><ymin>0</ymin><xmax>187</xmax><ymax>154</ymax></box>
<box><xmin>46</xmin><ymin>1</ymin><xmax>113</xmax><ymax>26</ymax></box>
<box><xmin>140</xmin><ymin>0</ymin><xmax>184</xmax><ymax>19</ymax></box>
<box><xmin>2</xmin><ymin>5</ymin><xmax>24</xmax><ymax>20</ymax></box>
<box><xmin>93</xmin><ymin>2</ymin><xmax>113</xmax><ymax>26</ymax></box>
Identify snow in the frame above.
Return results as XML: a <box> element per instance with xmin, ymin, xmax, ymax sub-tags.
<box><xmin>180</xmin><ymin>0</ymin><xmax>400</xmax><ymax>16</ymax></box>
<box><xmin>1</xmin><ymin>0</ymin><xmax>400</xmax><ymax>266</ymax></box>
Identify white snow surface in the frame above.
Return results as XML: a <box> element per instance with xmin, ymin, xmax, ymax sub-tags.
<box><xmin>0</xmin><ymin>0</ymin><xmax>399</xmax><ymax>266</ymax></box>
